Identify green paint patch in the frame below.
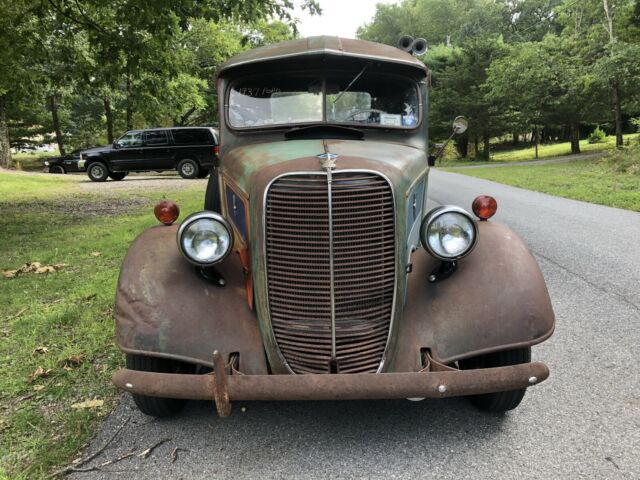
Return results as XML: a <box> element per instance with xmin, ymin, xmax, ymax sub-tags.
<box><xmin>446</xmin><ymin>148</ymin><xmax>640</xmax><ymax>211</ymax></box>
<box><xmin>0</xmin><ymin>172</ymin><xmax>206</xmax><ymax>478</ymax></box>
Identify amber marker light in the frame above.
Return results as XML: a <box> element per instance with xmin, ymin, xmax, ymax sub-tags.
<box><xmin>472</xmin><ymin>195</ymin><xmax>497</xmax><ymax>221</ymax></box>
<box><xmin>154</xmin><ymin>200</ymin><xmax>180</xmax><ymax>225</ymax></box>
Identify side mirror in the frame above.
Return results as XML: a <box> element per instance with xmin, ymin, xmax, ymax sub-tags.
<box><xmin>113</xmin><ymin>141</ymin><xmax>119</xmax><ymax>149</ymax></box>
<box><xmin>453</xmin><ymin>116</ymin><xmax>468</xmax><ymax>135</ymax></box>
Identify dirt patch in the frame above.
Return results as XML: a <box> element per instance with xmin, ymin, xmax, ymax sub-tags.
<box><xmin>3</xmin><ymin>196</ymin><xmax>150</xmax><ymax>219</ymax></box>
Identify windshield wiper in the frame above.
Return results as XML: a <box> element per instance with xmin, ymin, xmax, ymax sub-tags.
<box><xmin>331</xmin><ymin>63</ymin><xmax>369</xmax><ymax>105</ymax></box>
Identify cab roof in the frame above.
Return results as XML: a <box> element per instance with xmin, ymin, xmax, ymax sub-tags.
<box><xmin>217</xmin><ymin>36</ymin><xmax>428</xmax><ymax>77</ymax></box>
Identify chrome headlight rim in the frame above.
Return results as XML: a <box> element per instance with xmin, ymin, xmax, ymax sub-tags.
<box><xmin>177</xmin><ymin>211</ymin><xmax>234</xmax><ymax>266</ymax></box>
<box><xmin>420</xmin><ymin>206</ymin><xmax>478</xmax><ymax>261</ymax></box>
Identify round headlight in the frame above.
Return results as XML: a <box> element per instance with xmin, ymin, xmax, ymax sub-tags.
<box><xmin>420</xmin><ymin>206</ymin><xmax>478</xmax><ymax>261</ymax></box>
<box><xmin>177</xmin><ymin>212</ymin><xmax>233</xmax><ymax>266</ymax></box>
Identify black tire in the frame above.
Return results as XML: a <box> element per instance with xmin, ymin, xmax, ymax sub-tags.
<box><xmin>87</xmin><ymin>161</ymin><xmax>109</xmax><ymax>182</ymax></box>
<box><xmin>109</xmin><ymin>172</ymin><xmax>128</xmax><ymax>181</ymax></box>
<box><xmin>459</xmin><ymin>347</ymin><xmax>531</xmax><ymax>412</ymax></box>
<box><xmin>50</xmin><ymin>165</ymin><xmax>65</xmax><ymax>174</ymax></box>
<box><xmin>177</xmin><ymin>158</ymin><xmax>199</xmax><ymax>179</ymax></box>
<box><xmin>125</xmin><ymin>354</ymin><xmax>194</xmax><ymax>417</ymax></box>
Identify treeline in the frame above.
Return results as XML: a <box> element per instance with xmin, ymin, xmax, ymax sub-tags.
<box><xmin>0</xmin><ymin>0</ymin><xmax>320</xmax><ymax>167</ymax></box>
<box><xmin>358</xmin><ymin>0</ymin><xmax>640</xmax><ymax>159</ymax></box>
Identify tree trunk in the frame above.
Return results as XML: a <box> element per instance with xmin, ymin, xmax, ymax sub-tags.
<box><xmin>455</xmin><ymin>135</ymin><xmax>469</xmax><ymax>158</ymax></box>
<box><xmin>474</xmin><ymin>135</ymin><xmax>479</xmax><ymax>159</ymax></box>
<box><xmin>570</xmin><ymin>122</ymin><xmax>581</xmax><ymax>154</ymax></box>
<box><xmin>126</xmin><ymin>74</ymin><xmax>133</xmax><ymax>130</ymax></box>
<box><xmin>103</xmin><ymin>98</ymin><xmax>114</xmax><ymax>144</ymax></box>
<box><xmin>482</xmin><ymin>132</ymin><xmax>490</xmax><ymax>160</ymax></box>
<box><xmin>612</xmin><ymin>82</ymin><xmax>624</xmax><ymax>148</ymax></box>
<box><xmin>49</xmin><ymin>94</ymin><xmax>65</xmax><ymax>156</ymax></box>
<box><xmin>512</xmin><ymin>132</ymin><xmax>519</xmax><ymax>146</ymax></box>
<box><xmin>534</xmin><ymin>126</ymin><xmax>539</xmax><ymax>159</ymax></box>
<box><xmin>0</xmin><ymin>95</ymin><xmax>12</xmax><ymax>169</ymax></box>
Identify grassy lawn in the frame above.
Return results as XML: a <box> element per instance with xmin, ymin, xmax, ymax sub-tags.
<box><xmin>446</xmin><ymin>148</ymin><xmax>640</xmax><ymax>211</ymax></box>
<box><xmin>0</xmin><ymin>172</ymin><xmax>206</xmax><ymax>479</ymax></box>
<box><xmin>439</xmin><ymin>133</ymin><xmax>639</xmax><ymax>166</ymax></box>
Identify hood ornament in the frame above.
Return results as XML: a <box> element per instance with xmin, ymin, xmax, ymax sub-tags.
<box><xmin>317</xmin><ymin>152</ymin><xmax>339</xmax><ymax>171</ymax></box>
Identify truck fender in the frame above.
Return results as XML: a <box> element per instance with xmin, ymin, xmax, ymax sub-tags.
<box><xmin>114</xmin><ymin>225</ymin><xmax>268</xmax><ymax>374</ymax></box>
<box><xmin>392</xmin><ymin>221</ymin><xmax>555</xmax><ymax>371</ymax></box>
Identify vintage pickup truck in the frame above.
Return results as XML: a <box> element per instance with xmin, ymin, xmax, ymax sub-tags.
<box><xmin>112</xmin><ymin>36</ymin><xmax>555</xmax><ymax>417</ymax></box>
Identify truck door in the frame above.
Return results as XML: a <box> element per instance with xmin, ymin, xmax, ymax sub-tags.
<box><xmin>143</xmin><ymin>130</ymin><xmax>172</xmax><ymax>170</ymax></box>
<box><xmin>112</xmin><ymin>131</ymin><xmax>144</xmax><ymax>170</ymax></box>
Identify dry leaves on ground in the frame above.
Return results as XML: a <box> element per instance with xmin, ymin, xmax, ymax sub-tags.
<box><xmin>3</xmin><ymin>262</ymin><xmax>68</xmax><ymax>278</ymax></box>
<box><xmin>70</xmin><ymin>399</ymin><xmax>104</xmax><ymax>410</ymax></box>
<box><xmin>28</xmin><ymin>366</ymin><xmax>52</xmax><ymax>382</ymax></box>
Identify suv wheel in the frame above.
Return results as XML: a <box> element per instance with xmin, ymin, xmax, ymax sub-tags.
<box><xmin>125</xmin><ymin>354</ymin><xmax>194</xmax><ymax>417</ymax></box>
<box><xmin>50</xmin><ymin>165</ymin><xmax>65</xmax><ymax>174</ymax></box>
<box><xmin>109</xmin><ymin>172</ymin><xmax>128</xmax><ymax>181</ymax></box>
<box><xmin>177</xmin><ymin>159</ymin><xmax>199</xmax><ymax>179</ymax></box>
<box><xmin>87</xmin><ymin>162</ymin><xmax>109</xmax><ymax>182</ymax></box>
<box><xmin>459</xmin><ymin>347</ymin><xmax>531</xmax><ymax>412</ymax></box>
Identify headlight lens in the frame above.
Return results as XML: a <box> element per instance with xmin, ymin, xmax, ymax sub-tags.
<box><xmin>420</xmin><ymin>206</ymin><xmax>478</xmax><ymax>260</ymax></box>
<box><xmin>177</xmin><ymin>212</ymin><xmax>233</xmax><ymax>266</ymax></box>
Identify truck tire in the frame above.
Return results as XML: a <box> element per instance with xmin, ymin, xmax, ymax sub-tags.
<box><xmin>125</xmin><ymin>354</ymin><xmax>194</xmax><ymax>417</ymax></box>
<box><xmin>459</xmin><ymin>347</ymin><xmax>531</xmax><ymax>412</ymax></box>
<box><xmin>50</xmin><ymin>165</ymin><xmax>65</xmax><ymax>174</ymax></box>
<box><xmin>109</xmin><ymin>172</ymin><xmax>128</xmax><ymax>181</ymax></box>
<box><xmin>177</xmin><ymin>159</ymin><xmax>199</xmax><ymax>179</ymax></box>
<box><xmin>87</xmin><ymin>161</ymin><xmax>109</xmax><ymax>182</ymax></box>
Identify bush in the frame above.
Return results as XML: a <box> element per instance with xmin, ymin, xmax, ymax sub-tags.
<box><xmin>588</xmin><ymin>126</ymin><xmax>607</xmax><ymax>144</ymax></box>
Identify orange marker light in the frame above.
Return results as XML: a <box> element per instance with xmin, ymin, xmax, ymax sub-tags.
<box><xmin>154</xmin><ymin>200</ymin><xmax>180</xmax><ymax>225</ymax></box>
<box><xmin>472</xmin><ymin>195</ymin><xmax>497</xmax><ymax>221</ymax></box>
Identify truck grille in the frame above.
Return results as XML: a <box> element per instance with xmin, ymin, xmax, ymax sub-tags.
<box><xmin>265</xmin><ymin>172</ymin><xmax>395</xmax><ymax>374</ymax></box>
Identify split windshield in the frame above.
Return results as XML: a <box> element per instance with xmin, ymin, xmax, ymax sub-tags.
<box><xmin>228</xmin><ymin>72</ymin><xmax>420</xmax><ymax>129</ymax></box>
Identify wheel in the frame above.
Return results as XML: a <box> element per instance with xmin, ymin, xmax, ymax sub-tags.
<box><xmin>50</xmin><ymin>165</ymin><xmax>65</xmax><ymax>174</ymax></box>
<box><xmin>197</xmin><ymin>168</ymin><xmax>209</xmax><ymax>179</ymax></box>
<box><xmin>125</xmin><ymin>354</ymin><xmax>194</xmax><ymax>417</ymax></box>
<box><xmin>109</xmin><ymin>172</ymin><xmax>127</xmax><ymax>181</ymax></box>
<box><xmin>87</xmin><ymin>161</ymin><xmax>109</xmax><ymax>182</ymax></box>
<box><xmin>177</xmin><ymin>159</ymin><xmax>199</xmax><ymax>179</ymax></box>
<box><xmin>459</xmin><ymin>347</ymin><xmax>531</xmax><ymax>412</ymax></box>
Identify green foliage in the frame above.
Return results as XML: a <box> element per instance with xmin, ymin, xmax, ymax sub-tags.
<box><xmin>588</xmin><ymin>126</ymin><xmax>607</xmax><ymax>143</ymax></box>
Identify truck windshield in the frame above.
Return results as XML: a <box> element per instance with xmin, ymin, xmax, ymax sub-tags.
<box><xmin>228</xmin><ymin>73</ymin><xmax>419</xmax><ymax>129</ymax></box>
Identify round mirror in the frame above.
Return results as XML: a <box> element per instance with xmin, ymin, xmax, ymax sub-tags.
<box><xmin>453</xmin><ymin>116</ymin><xmax>468</xmax><ymax>135</ymax></box>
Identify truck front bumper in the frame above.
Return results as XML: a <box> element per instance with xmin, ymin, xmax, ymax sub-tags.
<box><xmin>112</xmin><ymin>351</ymin><xmax>549</xmax><ymax>417</ymax></box>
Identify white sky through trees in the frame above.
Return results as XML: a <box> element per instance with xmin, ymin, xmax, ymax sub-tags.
<box><xmin>294</xmin><ymin>0</ymin><xmax>399</xmax><ymax>39</ymax></box>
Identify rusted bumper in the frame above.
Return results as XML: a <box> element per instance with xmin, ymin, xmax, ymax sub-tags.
<box><xmin>113</xmin><ymin>355</ymin><xmax>549</xmax><ymax>417</ymax></box>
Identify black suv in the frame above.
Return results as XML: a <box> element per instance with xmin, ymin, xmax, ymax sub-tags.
<box><xmin>78</xmin><ymin>127</ymin><xmax>219</xmax><ymax>182</ymax></box>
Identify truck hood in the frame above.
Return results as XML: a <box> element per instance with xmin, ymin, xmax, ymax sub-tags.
<box><xmin>223</xmin><ymin>139</ymin><xmax>427</xmax><ymax>196</ymax></box>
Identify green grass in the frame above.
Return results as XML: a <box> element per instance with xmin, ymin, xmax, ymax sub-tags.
<box><xmin>446</xmin><ymin>148</ymin><xmax>640</xmax><ymax>211</ymax></box>
<box><xmin>0</xmin><ymin>172</ymin><xmax>206</xmax><ymax>479</ymax></box>
<box><xmin>439</xmin><ymin>133</ymin><xmax>639</xmax><ymax>166</ymax></box>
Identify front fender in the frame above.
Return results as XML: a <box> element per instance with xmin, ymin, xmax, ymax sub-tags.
<box><xmin>114</xmin><ymin>225</ymin><xmax>268</xmax><ymax>374</ymax></box>
<box><xmin>392</xmin><ymin>221</ymin><xmax>555</xmax><ymax>371</ymax></box>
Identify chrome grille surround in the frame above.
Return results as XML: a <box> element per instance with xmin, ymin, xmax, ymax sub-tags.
<box><xmin>263</xmin><ymin>170</ymin><xmax>397</xmax><ymax>374</ymax></box>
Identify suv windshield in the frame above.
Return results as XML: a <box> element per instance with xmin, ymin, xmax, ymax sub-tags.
<box><xmin>228</xmin><ymin>72</ymin><xmax>419</xmax><ymax>129</ymax></box>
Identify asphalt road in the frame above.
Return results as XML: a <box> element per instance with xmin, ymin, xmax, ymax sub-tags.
<box><xmin>70</xmin><ymin>169</ymin><xmax>639</xmax><ymax>480</ymax></box>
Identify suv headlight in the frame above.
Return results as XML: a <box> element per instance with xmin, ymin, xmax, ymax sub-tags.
<box><xmin>420</xmin><ymin>206</ymin><xmax>478</xmax><ymax>261</ymax></box>
<box><xmin>177</xmin><ymin>212</ymin><xmax>233</xmax><ymax>266</ymax></box>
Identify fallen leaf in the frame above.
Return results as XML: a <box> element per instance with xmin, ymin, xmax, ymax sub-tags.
<box><xmin>91</xmin><ymin>252</ymin><xmax>101</xmax><ymax>257</ymax></box>
<box><xmin>34</xmin><ymin>346</ymin><xmax>49</xmax><ymax>354</ymax></box>
<box><xmin>28</xmin><ymin>366</ymin><xmax>52</xmax><ymax>382</ymax></box>
<box><xmin>70</xmin><ymin>399</ymin><xmax>103</xmax><ymax>410</ymax></box>
<box><xmin>35</xmin><ymin>266</ymin><xmax>56</xmax><ymax>274</ymax></box>
<box><xmin>33</xmin><ymin>385</ymin><xmax>45</xmax><ymax>392</ymax></box>
<box><xmin>61</xmin><ymin>353</ymin><xmax>85</xmax><ymax>367</ymax></box>
<box><xmin>3</xmin><ymin>270</ymin><xmax>17</xmax><ymax>278</ymax></box>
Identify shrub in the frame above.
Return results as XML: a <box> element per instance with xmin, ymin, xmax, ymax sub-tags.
<box><xmin>588</xmin><ymin>126</ymin><xmax>607</xmax><ymax>144</ymax></box>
